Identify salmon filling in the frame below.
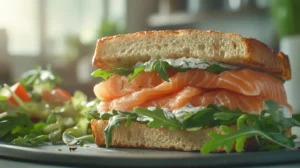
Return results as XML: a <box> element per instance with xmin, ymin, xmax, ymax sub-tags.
<box><xmin>94</xmin><ymin>69</ymin><xmax>289</xmax><ymax>114</ymax></box>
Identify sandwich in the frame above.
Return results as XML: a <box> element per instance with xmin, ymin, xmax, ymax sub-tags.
<box><xmin>90</xmin><ymin>30</ymin><xmax>298</xmax><ymax>153</ymax></box>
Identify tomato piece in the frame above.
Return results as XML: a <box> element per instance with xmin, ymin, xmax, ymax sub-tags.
<box><xmin>30</xmin><ymin>116</ymin><xmax>40</xmax><ymax>123</ymax></box>
<box><xmin>42</xmin><ymin>88</ymin><xmax>71</xmax><ymax>106</ymax></box>
<box><xmin>3</xmin><ymin>82</ymin><xmax>31</xmax><ymax>106</ymax></box>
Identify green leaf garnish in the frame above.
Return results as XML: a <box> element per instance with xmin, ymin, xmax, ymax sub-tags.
<box><xmin>134</xmin><ymin>107</ymin><xmax>183</xmax><ymax>130</ymax></box>
<box><xmin>151</xmin><ymin>60</ymin><xmax>171</xmax><ymax>82</ymax></box>
<box><xmin>104</xmin><ymin>112</ymin><xmax>137</xmax><ymax>148</ymax></box>
<box><xmin>128</xmin><ymin>66</ymin><xmax>145</xmax><ymax>81</ymax></box>
<box><xmin>205</xmin><ymin>64</ymin><xmax>230</xmax><ymax>73</ymax></box>
<box><xmin>91</xmin><ymin>60</ymin><xmax>232</xmax><ymax>82</ymax></box>
<box><xmin>12</xmin><ymin>135</ymin><xmax>49</xmax><ymax>146</ymax></box>
<box><xmin>201</xmin><ymin>100</ymin><xmax>298</xmax><ymax>154</ymax></box>
<box><xmin>91</xmin><ymin>68</ymin><xmax>133</xmax><ymax>80</ymax></box>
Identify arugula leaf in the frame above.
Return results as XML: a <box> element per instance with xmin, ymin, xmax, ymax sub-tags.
<box><xmin>91</xmin><ymin>68</ymin><xmax>133</xmax><ymax>80</ymax></box>
<box><xmin>182</xmin><ymin>108</ymin><xmax>218</xmax><ymax>128</ymax></box>
<box><xmin>128</xmin><ymin>66</ymin><xmax>145</xmax><ymax>81</ymax></box>
<box><xmin>134</xmin><ymin>107</ymin><xmax>183</xmax><ymax>130</ymax></box>
<box><xmin>91</xmin><ymin>60</ymin><xmax>233</xmax><ymax>82</ymax></box>
<box><xmin>0</xmin><ymin>114</ymin><xmax>52</xmax><ymax>146</ymax></box>
<box><xmin>201</xmin><ymin>114</ymin><xmax>295</xmax><ymax>154</ymax></box>
<box><xmin>264</xmin><ymin>100</ymin><xmax>300</xmax><ymax>128</ymax></box>
<box><xmin>205</xmin><ymin>64</ymin><xmax>230</xmax><ymax>73</ymax></box>
<box><xmin>182</xmin><ymin>105</ymin><xmax>243</xmax><ymax>129</ymax></box>
<box><xmin>104</xmin><ymin>112</ymin><xmax>137</xmax><ymax>148</ymax></box>
<box><xmin>12</xmin><ymin>135</ymin><xmax>49</xmax><ymax>146</ymax></box>
<box><xmin>151</xmin><ymin>60</ymin><xmax>171</xmax><ymax>82</ymax></box>
<box><xmin>201</xmin><ymin>100</ymin><xmax>298</xmax><ymax>154</ymax></box>
<box><xmin>100</xmin><ymin>112</ymin><xmax>114</xmax><ymax>120</ymax></box>
<box><xmin>293</xmin><ymin>114</ymin><xmax>300</xmax><ymax>123</ymax></box>
<box><xmin>0</xmin><ymin>114</ymin><xmax>34</xmax><ymax>139</ymax></box>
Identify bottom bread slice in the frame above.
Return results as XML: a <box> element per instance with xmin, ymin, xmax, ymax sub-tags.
<box><xmin>91</xmin><ymin>119</ymin><xmax>292</xmax><ymax>152</ymax></box>
<box><xmin>91</xmin><ymin>119</ymin><xmax>229</xmax><ymax>151</ymax></box>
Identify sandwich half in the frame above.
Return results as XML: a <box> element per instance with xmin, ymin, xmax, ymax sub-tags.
<box><xmin>90</xmin><ymin>30</ymin><xmax>295</xmax><ymax>153</ymax></box>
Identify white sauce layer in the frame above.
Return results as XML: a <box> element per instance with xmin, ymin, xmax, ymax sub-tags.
<box><xmin>134</xmin><ymin>57</ymin><xmax>239</xmax><ymax>70</ymax></box>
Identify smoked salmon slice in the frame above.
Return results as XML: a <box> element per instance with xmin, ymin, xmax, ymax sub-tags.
<box><xmin>98</xmin><ymin>86</ymin><xmax>204</xmax><ymax>112</ymax></box>
<box><xmin>98</xmin><ymin>89</ymin><xmax>265</xmax><ymax>113</ymax></box>
<box><xmin>95</xmin><ymin>69</ymin><xmax>287</xmax><ymax>109</ymax></box>
<box><xmin>94</xmin><ymin>71</ymin><xmax>176</xmax><ymax>101</ymax></box>
<box><xmin>189</xmin><ymin>90</ymin><xmax>265</xmax><ymax>114</ymax></box>
<box><xmin>94</xmin><ymin>74</ymin><xmax>141</xmax><ymax>101</ymax></box>
<box><xmin>141</xmin><ymin>86</ymin><xmax>205</xmax><ymax>110</ymax></box>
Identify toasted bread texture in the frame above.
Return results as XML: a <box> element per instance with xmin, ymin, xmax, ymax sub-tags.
<box><xmin>91</xmin><ymin>120</ymin><xmax>225</xmax><ymax>151</ymax></box>
<box><xmin>91</xmin><ymin>119</ymin><xmax>292</xmax><ymax>152</ymax></box>
<box><xmin>91</xmin><ymin>119</ymin><xmax>275</xmax><ymax>152</ymax></box>
<box><xmin>92</xmin><ymin>30</ymin><xmax>291</xmax><ymax>80</ymax></box>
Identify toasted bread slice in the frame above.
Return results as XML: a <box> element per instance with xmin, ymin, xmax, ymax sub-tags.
<box><xmin>92</xmin><ymin>30</ymin><xmax>291</xmax><ymax>80</ymax></box>
<box><xmin>91</xmin><ymin>119</ymin><xmax>225</xmax><ymax>151</ymax></box>
<box><xmin>91</xmin><ymin>120</ymin><xmax>272</xmax><ymax>152</ymax></box>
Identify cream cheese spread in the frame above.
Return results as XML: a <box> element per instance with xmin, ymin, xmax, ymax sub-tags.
<box><xmin>134</xmin><ymin>57</ymin><xmax>239</xmax><ymax>70</ymax></box>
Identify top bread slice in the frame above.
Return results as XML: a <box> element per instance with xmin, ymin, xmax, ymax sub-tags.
<box><xmin>92</xmin><ymin>29</ymin><xmax>291</xmax><ymax>80</ymax></box>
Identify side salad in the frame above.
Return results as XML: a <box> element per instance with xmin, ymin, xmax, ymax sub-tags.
<box><xmin>0</xmin><ymin>66</ymin><xmax>99</xmax><ymax>146</ymax></box>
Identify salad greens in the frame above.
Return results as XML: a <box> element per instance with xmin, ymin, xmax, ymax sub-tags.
<box><xmin>101</xmin><ymin>100</ymin><xmax>300</xmax><ymax>154</ymax></box>
<box><xmin>0</xmin><ymin>66</ymin><xmax>99</xmax><ymax>147</ymax></box>
<box><xmin>91</xmin><ymin>60</ymin><xmax>224</xmax><ymax>82</ymax></box>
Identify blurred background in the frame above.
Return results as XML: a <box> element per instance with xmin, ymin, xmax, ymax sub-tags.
<box><xmin>0</xmin><ymin>0</ymin><xmax>299</xmax><ymax>97</ymax></box>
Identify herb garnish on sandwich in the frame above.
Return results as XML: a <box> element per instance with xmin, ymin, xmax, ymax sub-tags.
<box><xmin>90</xmin><ymin>30</ymin><xmax>299</xmax><ymax>153</ymax></box>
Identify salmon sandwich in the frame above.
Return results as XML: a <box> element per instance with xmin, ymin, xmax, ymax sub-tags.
<box><xmin>90</xmin><ymin>30</ymin><xmax>300</xmax><ymax>153</ymax></box>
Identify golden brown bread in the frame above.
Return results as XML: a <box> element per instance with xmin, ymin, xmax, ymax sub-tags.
<box><xmin>92</xmin><ymin>119</ymin><xmax>290</xmax><ymax>152</ymax></box>
<box><xmin>91</xmin><ymin>119</ymin><xmax>226</xmax><ymax>151</ymax></box>
<box><xmin>91</xmin><ymin>119</ymin><xmax>292</xmax><ymax>152</ymax></box>
<box><xmin>92</xmin><ymin>29</ymin><xmax>291</xmax><ymax>80</ymax></box>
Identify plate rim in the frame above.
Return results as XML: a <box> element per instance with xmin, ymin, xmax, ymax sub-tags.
<box><xmin>1</xmin><ymin>143</ymin><xmax>300</xmax><ymax>167</ymax></box>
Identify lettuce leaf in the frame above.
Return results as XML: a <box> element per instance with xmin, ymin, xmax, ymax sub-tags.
<box><xmin>19</xmin><ymin>65</ymin><xmax>61</xmax><ymax>92</ymax></box>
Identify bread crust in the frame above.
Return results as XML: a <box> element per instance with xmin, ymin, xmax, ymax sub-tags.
<box><xmin>92</xmin><ymin>29</ymin><xmax>291</xmax><ymax>80</ymax></box>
